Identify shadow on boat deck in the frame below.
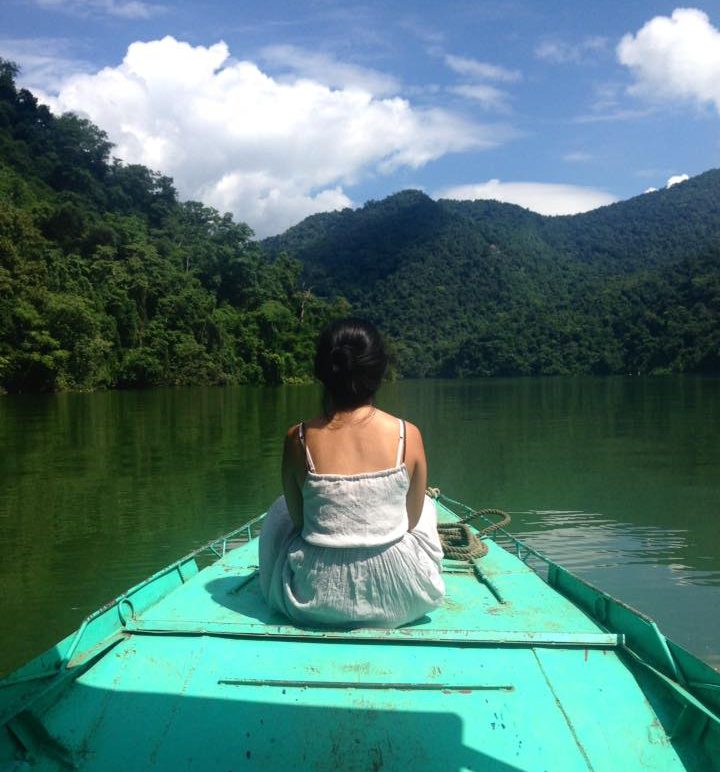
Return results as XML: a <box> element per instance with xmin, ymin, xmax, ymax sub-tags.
<box><xmin>206</xmin><ymin>575</ymin><xmax>277</xmax><ymax>624</ymax></box>
<box><xmin>205</xmin><ymin>575</ymin><xmax>434</xmax><ymax>630</ymax></box>
<box><xmin>7</xmin><ymin>680</ymin><xmax>527</xmax><ymax>771</ymax></box>
<box><xmin>4</xmin><ymin>507</ymin><xmax>719</xmax><ymax>771</ymax></box>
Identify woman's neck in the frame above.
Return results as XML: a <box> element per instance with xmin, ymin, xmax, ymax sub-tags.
<box><xmin>326</xmin><ymin>402</ymin><xmax>376</xmax><ymax>427</ymax></box>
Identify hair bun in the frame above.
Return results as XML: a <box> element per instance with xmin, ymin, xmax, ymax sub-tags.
<box><xmin>314</xmin><ymin>318</ymin><xmax>387</xmax><ymax>410</ymax></box>
<box><xmin>330</xmin><ymin>345</ymin><xmax>353</xmax><ymax>374</ymax></box>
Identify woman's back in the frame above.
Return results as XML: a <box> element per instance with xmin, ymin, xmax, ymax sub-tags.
<box><xmin>286</xmin><ymin>408</ymin><xmax>428</xmax><ymax>531</ymax></box>
<box><xmin>300</xmin><ymin>412</ymin><xmax>410</xmax><ymax>549</ymax></box>
<box><xmin>259</xmin><ymin>317</ymin><xmax>444</xmax><ymax>628</ymax></box>
<box><xmin>302</xmin><ymin>407</ymin><xmax>403</xmax><ymax>475</ymax></box>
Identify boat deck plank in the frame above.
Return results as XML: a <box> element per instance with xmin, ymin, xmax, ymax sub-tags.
<box><xmin>132</xmin><ymin>538</ymin><xmax>604</xmax><ymax>643</ymax></box>
<box><xmin>3</xmin><ymin>500</ymin><xmax>716</xmax><ymax>770</ymax></box>
<box><xmin>33</xmin><ymin>632</ymin><xmax>686</xmax><ymax>771</ymax></box>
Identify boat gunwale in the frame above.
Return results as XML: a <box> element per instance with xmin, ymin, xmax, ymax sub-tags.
<box><xmin>0</xmin><ymin>516</ymin><xmax>266</xmax><ymax>693</ymax></box>
<box><xmin>1</xmin><ymin>496</ymin><xmax>719</xmax><ymax>753</ymax></box>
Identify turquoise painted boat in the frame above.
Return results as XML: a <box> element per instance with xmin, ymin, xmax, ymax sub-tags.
<box><xmin>1</xmin><ymin>494</ymin><xmax>719</xmax><ymax>771</ymax></box>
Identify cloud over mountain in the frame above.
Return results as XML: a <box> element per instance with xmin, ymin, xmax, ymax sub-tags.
<box><xmin>39</xmin><ymin>37</ymin><xmax>506</xmax><ymax>236</ymax></box>
<box><xmin>435</xmin><ymin>179</ymin><xmax>616</xmax><ymax>215</ymax></box>
<box><xmin>666</xmin><ymin>173</ymin><xmax>689</xmax><ymax>188</ymax></box>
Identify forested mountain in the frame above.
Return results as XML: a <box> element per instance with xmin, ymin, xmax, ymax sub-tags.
<box><xmin>264</xmin><ymin>179</ymin><xmax>720</xmax><ymax>377</ymax></box>
<box><xmin>0</xmin><ymin>60</ymin><xmax>345</xmax><ymax>393</ymax></box>
<box><xmin>1</xmin><ymin>57</ymin><xmax>718</xmax><ymax>393</ymax></box>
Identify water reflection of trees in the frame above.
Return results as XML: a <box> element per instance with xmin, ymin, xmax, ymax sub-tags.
<box><xmin>1</xmin><ymin>377</ymin><xmax>718</xmax><ymax>674</ymax></box>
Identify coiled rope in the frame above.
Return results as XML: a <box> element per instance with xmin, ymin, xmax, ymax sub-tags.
<box><xmin>427</xmin><ymin>488</ymin><xmax>511</xmax><ymax>561</ymax></box>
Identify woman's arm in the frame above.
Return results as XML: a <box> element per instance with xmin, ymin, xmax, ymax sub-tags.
<box><xmin>404</xmin><ymin>421</ymin><xmax>427</xmax><ymax>530</ymax></box>
<box><xmin>282</xmin><ymin>425</ymin><xmax>304</xmax><ymax>531</ymax></box>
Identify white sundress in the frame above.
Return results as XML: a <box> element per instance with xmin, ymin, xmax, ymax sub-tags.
<box><xmin>258</xmin><ymin>419</ymin><xmax>445</xmax><ymax>628</ymax></box>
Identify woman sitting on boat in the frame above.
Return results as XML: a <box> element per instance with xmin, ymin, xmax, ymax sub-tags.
<box><xmin>259</xmin><ymin>318</ymin><xmax>445</xmax><ymax>627</ymax></box>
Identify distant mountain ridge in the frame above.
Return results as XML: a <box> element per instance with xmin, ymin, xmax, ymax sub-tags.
<box><xmin>1</xmin><ymin>53</ymin><xmax>717</xmax><ymax>391</ymax></box>
<box><xmin>264</xmin><ymin>172</ymin><xmax>720</xmax><ymax>376</ymax></box>
<box><xmin>266</xmin><ymin>169</ymin><xmax>720</xmax><ymax>279</ymax></box>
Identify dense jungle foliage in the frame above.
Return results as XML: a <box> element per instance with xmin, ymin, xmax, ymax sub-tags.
<box><xmin>265</xmin><ymin>182</ymin><xmax>720</xmax><ymax>377</ymax></box>
<box><xmin>2</xmin><ymin>59</ymin><xmax>718</xmax><ymax>392</ymax></box>
<box><xmin>0</xmin><ymin>61</ymin><xmax>347</xmax><ymax>393</ymax></box>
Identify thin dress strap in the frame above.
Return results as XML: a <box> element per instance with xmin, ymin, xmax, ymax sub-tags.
<box><xmin>298</xmin><ymin>422</ymin><xmax>316</xmax><ymax>473</ymax></box>
<box><xmin>395</xmin><ymin>419</ymin><xmax>406</xmax><ymax>467</ymax></box>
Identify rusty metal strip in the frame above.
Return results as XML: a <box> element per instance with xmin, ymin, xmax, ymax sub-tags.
<box><xmin>125</xmin><ymin>621</ymin><xmax>622</xmax><ymax>648</ymax></box>
<box><xmin>218</xmin><ymin>678</ymin><xmax>514</xmax><ymax>691</ymax></box>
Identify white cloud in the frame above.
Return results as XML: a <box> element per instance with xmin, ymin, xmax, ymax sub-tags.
<box><xmin>205</xmin><ymin>175</ymin><xmax>353</xmax><ymax>236</ymax></box>
<box><xmin>573</xmin><ymin>107</ymin><xmax>653</xmax><ymax>124</ymax></box>
<box><xmin>444</xmin><ymin>54</ymin><xmax>521</xmax><ymax>82</ymax></box>
<box><xmin>448</xmin><ymin>84</ymin><xmax>510</xmax><ymax>112</ymax></box>
<box><xmin>33</xmin><ymin>0</ymin><xmax>161</xmax><ymax>19</ymax></box>
<box><xmin>39</xmin><ymin>37</ymin><xmax>505</xmax><ymax>237</ymax></box>
<box><xmin>260</xmin><ymin>45</ymin><xmax>400</xmax><ymax>95</ymax></box>
<box><xmin>572</xmin><ymin>80</ymin><xmax>656</xmax><ymax>123</ymax></box>
<box><xmin>642</xmin><ymin>173</ymin><xmax>690</xmax><ymax>192</ymax></box>
<box><xmin>0</xmin><ymin>38</ymin><xmax>95</xmax><ymax>91</ymax></box>
<box><xmin>666</xmin><ymin>173</ymin><xmax>689</xmax><ymax>188</ymax></box>
<box><xmin>443</xmin><ymin>53</ymin><xmax>519</xmax><ymax>112</ymax></box>
<box><xmin>618</xmin><ymin>8</ymin><xmax>720</xmax><ymax>112</ymax></box>
<box><xmin>590</xmin><ymin>82</ymin><xmax>622</xmax><ymax>111</ymax></box>
<box><xmin>535</xmin><ymin>36</ymin><xmax>608</xmax><ymax>64</ymax></box>
<box><xmin>435</xmin><ymin>180</ymin><xmax>616</xmax><ymax>216</ymax></box>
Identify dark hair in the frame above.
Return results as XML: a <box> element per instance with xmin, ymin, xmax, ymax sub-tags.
<box><xmin>314</xmin><ymin>318</ymin><xmax>388</xmax><ymax>411</ymax></box>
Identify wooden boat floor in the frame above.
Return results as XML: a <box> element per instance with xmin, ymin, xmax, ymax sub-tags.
<box><xmin>20</xmin><ymin>537</ymin><xmax>690</xmax><ymax>770</ymax></box>
<box><xmin>129</xmin><ymin>538</ymin><xmax>612</xmax><ymax>644</ymax></box>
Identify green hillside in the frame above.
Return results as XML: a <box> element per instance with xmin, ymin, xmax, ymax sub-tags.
<box><xmin>264</xmin><ymin>180</ymin><xmax>720</xmax><ymax>377</ymax></box>
<box><xmin>0</xmin><ymin>60</ymin><xmax>344</xmax><ymax>394</ymax></box>
<box><xmin>2</xmin><ymin>55</ymin><xmax>718</xmax><ymax>393</ymax></box>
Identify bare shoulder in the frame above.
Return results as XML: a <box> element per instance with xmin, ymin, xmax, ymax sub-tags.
<box><xmin>373</xmin><ymin>411</ymin><xmax>423</xmax><ymax>442</ymax></box>
<box><xmin>283</xmin><ymin>423</ymin><xmax>304</xmax><ymax>460</ymax></box>
<box><xmin>373</xmin><ymin>410</ymin><xmax>415</xmax><ymax>428</ymax></box>
<box><xmin>403</xmin><ymin>420</ymin><xmax>424</xmax><ymax>446</ymax></box>
<box><xmin>403</xmin><ymin>419</ymin><xmax>422</xmax><ymax>436</ymax></box>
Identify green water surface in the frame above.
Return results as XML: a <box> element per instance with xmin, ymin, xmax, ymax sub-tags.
<box><xmin>0</xmin><ymin>376</ymin><xmax>718</xmax><ymax>675</ymax></box>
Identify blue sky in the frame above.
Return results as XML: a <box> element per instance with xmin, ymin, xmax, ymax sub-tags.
<box><xmin>3</xmin><ymin>1</ymin><xmax>720</xmax><ymax>236</ymax></box>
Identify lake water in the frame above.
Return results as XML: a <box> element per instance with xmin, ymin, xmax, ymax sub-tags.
<box><xmin>1</xmin><ymin>376</ymin><xmax>718</xmax><ymax>675</ymax></box>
